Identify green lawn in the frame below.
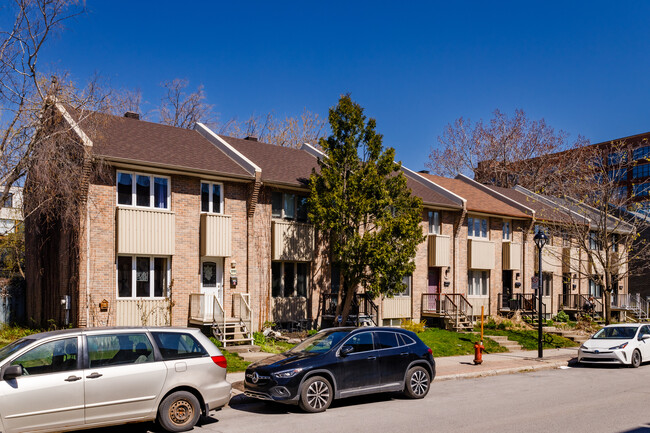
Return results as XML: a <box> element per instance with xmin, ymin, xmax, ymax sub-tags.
<box><xmin>253</xmin><ymin>332</ymin><xmax>295</xmax><ymax>354</ymax></box>
<box><xmin>0</xmin><ymin>326</ymin><xmax>40</xmax><ymax>348</ymax></box>
<box><xmin>482</xmin><ymin>329</ymin><xmax>578</xmax><ymax>350</ymax></box>
<box><xmin>416</xmin><ymin>328</ymin><xmax>507</xmax><ymax>357</ymax></box>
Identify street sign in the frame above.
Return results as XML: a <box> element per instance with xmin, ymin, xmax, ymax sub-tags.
<box><xmin>531</xmin><ymin>276</ymin><xmax>539</xmax><ymax>290</ymax></box>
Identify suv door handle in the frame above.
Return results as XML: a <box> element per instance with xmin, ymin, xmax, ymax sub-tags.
<box><xmin>367</xmin><ymin>356</ymin><xmax>377</xmax><ymax>360</ymax></box>
<box><xmin>65</xmin><ymin>375</ymin><xmax>82</xmax><ymax>382</ymax></box>
<box><xmin>86</xmin><ymin>372</ymin><xmax>103</xmax><ymax>379</ymax></box>
<box><xmin>400</xmin><ymin>352</ymin><xmax>408</xmax><ymax>356</ymax></box>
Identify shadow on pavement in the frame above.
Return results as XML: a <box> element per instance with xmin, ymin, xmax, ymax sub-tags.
<box><xmin>618</xmin><ymin>424</ymin><xmax>650</xmax><ymax>433</ymax></box>
<box><xmin>83</xmin><ymin>415</ymin><xmax>221</xmax><ymax>433</ymax></box>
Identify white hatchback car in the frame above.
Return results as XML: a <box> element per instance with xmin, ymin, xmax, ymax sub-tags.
<box><xmin>0</xmin><ymin>327</ymin><xmax>231</xmax><ymax>433</ymax></box>
<box><xmin>578</xmin><ymin>324</ymin><xmax>650</xmax><ymax>367</ymax></box>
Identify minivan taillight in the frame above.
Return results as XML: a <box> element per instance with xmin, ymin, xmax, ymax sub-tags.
<box><xmin>212</xmin><ymin>355</ymin><xmax>227</xmax><ymax>369</ymax></box>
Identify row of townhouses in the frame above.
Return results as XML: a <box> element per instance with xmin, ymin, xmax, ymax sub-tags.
<box><xmin>25</xmin><ymin>106</ymin><xmax>638</xmax><ymax>343</ymax></box>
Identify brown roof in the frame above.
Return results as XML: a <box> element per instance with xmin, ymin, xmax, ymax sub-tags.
<box><xmin>485</xmin><ymin>185</ymin><xmax>574</xmax><ymax>224</ymax></box>
<box><xmin>420</xmin><ymin>174</ymin><xmax>530</xmax><ymax>218</ymax></box>
<box><xmin>221</xmin><ymin>135</ymin><xmax>318</xmax><ymax>187</ymax></box>
<box><xmin>67</xmin><ymin>108</ymin><xmax>252</xmax><ymax>178</ymax></box>
<box><xmin>406</xmin><ymin>176</ymin><xmax>463</xmax><ymax>208</ymax></box>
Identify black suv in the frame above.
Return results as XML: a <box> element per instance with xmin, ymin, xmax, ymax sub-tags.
<box><xmin>244</xmin><ymin>327</ymin><xmax>435</xmax><ymax>412</ymax></box>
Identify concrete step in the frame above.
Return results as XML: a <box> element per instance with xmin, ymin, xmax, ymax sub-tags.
<box><xmin>237</xmin><ymin>351</ymin><xmax>275</xmax><ymax>363</ymax></box>
<box><xmin>223</xmin><ymin>344</ymin><xmax>260</xmax><ymax>354</ymax></box>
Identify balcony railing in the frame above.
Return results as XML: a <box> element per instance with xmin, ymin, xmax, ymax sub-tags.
<box><xmin>272</xmin><ymin>221</ymin><xmax>314</xmax><ymax>261</ymax></box>
<box><xmin>497</xmin><ymin>293</ymin><xmax>546</xmax><ymax>317</ymax></box>
<box><xmin>468</xmin><ymin>239</ymin><xmax>495</xmax><ymax>269</ymax></box>
<box><xmin>116</xmin><ymin>207</ymin><xmax>175</xmax><ymax>255</ymax></box>
<box><xmin>421</xmin><ymin>293</ymin><xmax>473</xmax><ymax>318</ymax></box>
<box><xmin>428</xmin><ymin>235</ymin><xmax>450</xmax><ymax>267</ymax></box>
<box><xmin>502</xmin><ymin>242</ymin><xmax>522</xmax><ymax>270</ymax></box>
<box><xmin>200</xmin><ymin>213</ymin><xmax>232</xmax><ymax>257</ymax></box>
<box><xmin>322</xmin><ymin>293</ymin><xmax>378</xmax><ymax>326</ymax></box>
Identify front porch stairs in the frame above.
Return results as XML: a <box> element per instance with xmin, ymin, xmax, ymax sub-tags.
<box><xmin>212</xmin><ymin>317</ymin><xmax>253</xmax><ymax>347</ymax></box>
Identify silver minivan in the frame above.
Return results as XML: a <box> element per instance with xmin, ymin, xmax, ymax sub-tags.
<box><xmin>0</xmin><ymin>327</ymin><xmax>231</xmax><ymax>433</ymax></box>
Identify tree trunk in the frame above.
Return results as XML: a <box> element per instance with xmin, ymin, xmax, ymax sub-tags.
<box><xmin>340</xmin><ymin>286</ymin><xmax>356</xmax><ymax>326</ymax></box>
<box><xmin>604</xmin><ymin>289</ymin><xmax>612</xmax><ymax>325</ymax></box>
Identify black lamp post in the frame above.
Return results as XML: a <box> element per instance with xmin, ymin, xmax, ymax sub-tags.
<box><xmin>534</xmin><ymin>230</ymin><xmax>549</xmax><ymax>358</ymax></box>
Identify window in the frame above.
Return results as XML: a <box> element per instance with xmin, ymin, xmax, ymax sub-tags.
<box><xmin>87</xmin><ymin>333</ymin><xmax>154</xmax><ymax>367</ymax></box>
<box><xmin>151</xmin><ymin>332</ymin><xmax>207</xmax><ymax>360</ymax></box>
<box><xmin>632</xmin><ymin>164</ymin><xmax>650</xmax><ymax>179</ymax></box>
<box><xmin>607</xmin><ymin>151</ymin><xmax>627</xmax><ymax>166</ymax></box>
<box><xmin>588</xmin><ymin>232</ymin><xmax>601</xmax><ymax>250</ymax></box>
<box><xmin>608</xmin><ymin>168</ymin><xmax>626</xmax><ymax>182</ymax></box>
<box><xmin>117</xmin><ymin>256</ymin><xmax>169</xmax><ymax>298</ymax></box>
<box><xmin>589</xmin><ymin>277</ymin><xmax>602</xmax><ymax>298</ymax></box>
<box><xmin>375</xmin><ymin>331</ymin><xmax>399</xmax><ymax>349</ymax></box>
<box><xmin>396</xmin><ymin>275</ymin><xmax>411</xmax><ymax>297</ymax></box>
<box><xmin>3</xmin><ymin>193</ymin><xmax>13</xmax><ymax>208</ymax></box>
<box><xmin>202</xmin><ymin>261</ymin><xmax>218</xmax><ymax>288</ymax></box>
<box><xmin>633</xmin><ymin>183</ymin><xmax>650</xmax><ymax>197</ymax></box>
<box><xmin>535</xmin><ymin>272</ymin><xmax>553</xmax><ymax>296</ymax></box>
<box><xmin>611</xmin><ymin>234</ymin><xmax>619</xmax><ymax>252</ymax></box>
<box><xmin>468</xmin><ymin>217</ymin><xmax>488</xmax><ymax>238</ymax></box>
<box><xmin>272</xmin><ymin>192</ymin><xmax>308</xmax><ymax>222</ymax></box>
<box><xmin>561</xmin><ymin>231</ymin><xmax>571</xmax><ymax>247</ymax></box>
<box><xmin>343</xmin><ymin>332</ymin><xmax>374</xmax><ymax>354</ymax></box>
<box><xmin>201</xmin><ymin>181</ymin><xmax>223</xmax><ymax>213</ymax></box>
<box><xmin>633</xmin><ymin>146</ymin><xmax>650</xmax><ymax>161</ymax></box>
<box><xmin>502</xmin><ymin>220</ymin><xmax>511</xmax><ymax>241</ymax></box>
<box><xmin>468</xmin><ymin>270</ymin><xmax>489</xmax><ymax>296</ymax></box>
<box><xmin>117</xmin><ymin>171</ymin><xmax>169</xmax><ymax>210</ymax></box>
<box><xmin>0</xmin><ymin>219</ymin><xmax>14</xmax><ymax>235</ymax></box>
<box><xmin>11</xmin><ymin>338</ymin><xmax>78</xmax><ymax>376</ymax></box>
<box><xmin>428</xmin><ymin>211</ymin><xmax>441</xmax><ymax>235</ymax></box>
<box><xmin>272</xmin><ymin>262</ymin><xmax>309</xmax><ymax>298</ymax></box>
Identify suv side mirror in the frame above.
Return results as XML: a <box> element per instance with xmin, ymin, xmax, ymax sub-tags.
<box><xmin>340</xmin><ymin>345</ymin><xmax>354</xmax><ymax>357</ymax></box>
<box><xmin>3</xmin><ymin>365</ymin><xmax>23</xmax><ymax>380</ymax></box>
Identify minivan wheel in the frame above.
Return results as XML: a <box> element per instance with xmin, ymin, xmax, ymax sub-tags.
<box><xmin>403</xmin><ymin>366</ymin><xmax>430</xmax><ymax>399</ymax></box>
<box><xmin>631</xmin><ymin>349</ymin><xmax>642</xmax><ymax>368</ymax></box>
<box><xmin>299</xmin><ymin>376</ymin><xmax>333</xmax><ymax>413</ymax></box>
<box><xmin>158</xmin><ymin>391</ymin><xmax>201</xmax><ymax>432</ymax></box>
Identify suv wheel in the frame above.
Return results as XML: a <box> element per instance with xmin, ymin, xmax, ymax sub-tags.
<box><xmin>403</xmin><ymin>366</ymin><xmax>430</xmax><ymax>399</ymax></box>
<box><xmin>158</xmin><ymin>391</ymin><xmax>201</xmax><ymax>432</ymax></box>
<box><xmin>299</xmin><ymin>376</ymin><xmax>333</xmax><ymax>413</ymax></box>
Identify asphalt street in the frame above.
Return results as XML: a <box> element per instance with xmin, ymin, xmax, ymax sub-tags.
<box><xmin>90</xmin><ymin>364</ymin><xmax>650</xmax><ymax>433</ymax></box>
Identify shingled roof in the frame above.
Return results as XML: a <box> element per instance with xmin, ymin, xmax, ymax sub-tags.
<box><xmin>485</xmin><ymin>184</ymin><xmax>575</xmax><ymax>224</ymax></box>
<box><xmin>220</xmin><ymin>135</ymin><xmax>318</xmax><ymax>187</ymax></box>
<box><xmin>419</xmin><ymin>174</ymin><xmax>531</xmax><ymax>218</ymax></box>
<box><xmin>62</xmin><ymin>107</ymin><xmax>253</xmax><ymax>179</ymax></box>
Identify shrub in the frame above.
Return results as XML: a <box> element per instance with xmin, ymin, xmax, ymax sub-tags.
<box><xmin>400</xmin><ymin>319</ymin><xmax>426</xmax><ymax>333</ymax></box>
<box><xmin>307</xmin><ymin>329</ymin><xmax>318</xmax><ymax>336</ymax></box>
<box><xmin>554</xmin><ymin>311</ymin><xmax>570</xmax><ymax>323</ymax></box>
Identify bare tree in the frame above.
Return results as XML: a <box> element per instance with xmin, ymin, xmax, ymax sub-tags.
<box><xmin>224</xmin><ymin>109</ymin><xmax>326</xmax><ymax>148</ymax></box>
<box><xmin>158</xmin><ymin>79</ymin><xmax>216</xmax><ymax>129</ymax></box>
<box><xmin>428</xmin><ymin>109</ymin><xmax>588</xmax><ymax>189</ymax></box>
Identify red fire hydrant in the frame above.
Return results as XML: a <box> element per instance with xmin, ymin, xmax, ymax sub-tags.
<box><xmin>473</xmin><ymin>341</ymin><xmax>484</xmax><ymax>365</ymax></box>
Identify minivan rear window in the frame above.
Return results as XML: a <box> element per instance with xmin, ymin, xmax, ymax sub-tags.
<box><xmin>151</xmin><ymin>332</ymin><xmax>207</xmax><ymax>360</ymax></box>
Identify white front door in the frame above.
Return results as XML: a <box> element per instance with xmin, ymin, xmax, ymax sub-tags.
<box><xmin>202</xmin><ymin>259</ymin><xmax>224</xmax><ymax>320</ymax></box>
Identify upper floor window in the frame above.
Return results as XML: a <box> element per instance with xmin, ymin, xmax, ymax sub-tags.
<box><xmin>396</xmin><ymin>275</ymin><xmax>411</xmax><ymax>297</ymax></box>
<box><xmin>607</xmin><ymin>151</ymin><xmax>627</xmax><ymax>166</ymax></box>
<box><xmin>272</xmin><ymin>192</ymin><xmax>308</xmax><ymax>222</ymax></box>
<box><xmin>611</xmin><ymin>234</ymin><xmax>619</xmax><ymax>252</ymax></box>
<box><xmin>607</xmin><ymin>168</ymin><xmax>627</xmax><ymax>182</ymax></box>
<box><xmin>589</xmin><ymin>231</ymin><xmax>601</xmax><ymax>251</ymax></box>
<box><xmin>117</xmin><ymin>171</ymin><xmax>169</xmax><ymax>210</ymax></box>
<box><xmin>3</xmin><ymin>193</ymin><xmax>13</xmax><ymax>208</ymax></box>
<box><xmin>502</xmin><ymin>220</ymin><xmax>511</xmax><ymax>241</ymax></box>
<box><xmin>633</xmin><ymin>146</ymin><xmax>650</xmax><ymax>161</ymax></box>
<box><xmin>632</xmin><ymin>164</ymin><xmax>650</xmax><ymax>179</ymax></box>
<box><xmin>633</xmin><ymin>183</ymin><xmax>650</xmax><ymax>197</ymax></box>
<box><xmin>468</xmin><ymin>217</ymin><xmax>488</xmax><ymax>239</ymax></box>
<box><xmin>201</xmin><ymin>181</ymin><xmax>223</xmax><ymax>213</ymax></box>
<box><xmin>428</xmin><ymin>211</ymin><xmax>440</xmax><ymax>235</ymax></box>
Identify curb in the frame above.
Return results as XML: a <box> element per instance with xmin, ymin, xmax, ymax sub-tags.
<box><xmin>434</xmin><ymin>360</ymin><xmax>570</xmax><ymax>381</ymax></box>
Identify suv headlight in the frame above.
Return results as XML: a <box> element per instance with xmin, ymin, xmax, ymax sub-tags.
<box><xmin>272</xmin><ymin>368</ymin><xmax>303</xmax><ymax>379</ymax></box>
<box><xmin>609</xmin><ymin>343</ymin><xmax>628</xmax><ymax>350</ymax></box>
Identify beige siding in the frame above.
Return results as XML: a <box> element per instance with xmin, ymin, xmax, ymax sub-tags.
<box><xmin>116</xmin><ymin>208</ymin><xmax>175</xmax><ymax>255</ymax></box>
<box><xmin>382</xmin><ymin>297</ymin><xmax>411</xmax><ymax>319</ymax></box>
<box><xmin>428</xmin><ymin>235</ymin><xmax>451</xmax><ymax>267</ymax></box>
<box><xmin>271</xmin><ymin>297</ymin><xmax>307</xmax><ymax>322</ymax></box>
<box><xmin>502</xmin><ymin>242</ymin><xmax>522</xmax><ymax>270</ymax></box>
<box><xmin>468</xmin><ymin>239</ymin><xmax>495</xmax><ymax>270</ymax></box>
<box><xmin>535</xmin><ymin>245</ymin><xmax>562</xmax><ymax>269</ymax></box>
<box><xmin>272</xmin><ymin>221</ymin><xmax>314</xmax><ymax>261</ymax></box>
<box><xmin>200</xmin><ymin>214</ymin><xmax>232</xmax><ymax>257</ymax></box>
<box><xmin>115</xmin><ymin>299</ymin><xmax>171</xmax><ymax>326</ymax></box>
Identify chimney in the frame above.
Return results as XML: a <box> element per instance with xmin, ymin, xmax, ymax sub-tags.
<box><xmin>244</xmin><ymin>135</ymin><xmax>258</xmax><ymax>141</ymax></box>
<box><xmin>418</xmin><ymin>170</ymin><xmax>430</xmax><ymax>174</ymax></box>
<box><xmin>124</xmin><ymin>111</ymin><xmax>140</xmax><ymax>120</ymax></box>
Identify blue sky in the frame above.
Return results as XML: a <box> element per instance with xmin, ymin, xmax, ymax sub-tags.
<box><xmin>39</xmin><ymin>1</ymin><xmax>650</xmax><ymax>170</ymax></box>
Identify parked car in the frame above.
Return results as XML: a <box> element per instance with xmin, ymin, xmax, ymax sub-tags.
<box><xmin>0</xmin><ymin>326</ymin><xmax>231</xmax><ymax>433</ymax></box>
<box><xmin>578</xmin><ymin>323</ymin><xmax>650</xmax><ymax>367</ymax></box>
<box><xmin>244</xmin><ymin>326</ymin><xmax>435</xmax><ymax>412</ymax></box>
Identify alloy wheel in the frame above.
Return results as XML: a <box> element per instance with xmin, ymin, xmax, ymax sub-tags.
<box><xmin>306</xmin><ymin>380</ymin><xmax>331</xmax><ymax>410</ymax></box>
<box><xmin>410</xmin><ymin>370</ymin><xmax>429</xmax><ymax>396</ymax></box>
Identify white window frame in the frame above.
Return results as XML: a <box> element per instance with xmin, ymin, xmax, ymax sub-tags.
<box><xmin>116</xmin><ymin>170</ymin><xmax>171</xmax><ymax>211</ymax></box>
<box><xmin>116</xmin><ymin>255</ymin><xmax>171</xmax><ymax>299</ymax></box>
<box><xmin>468</xmin><ymin>270</ymin><xmax>489</xmax><ymax>297</ymax></box>
<box><xmin>468</xmin><ymin>216</ymin><xmax>489</xmax><ymax>239</ymax></box>
<box><xmin>200</xmin><ymin>181</ymin><xmax>224</xmax><ymax>214</ymax></box>
<box><xmin>397</xmin><ymin>275</ymin><xmax>412</xmax><ymax>297</ymax></box>
<box><xmin>428</xmin><ymin>211</ymin><xmax>441</xmax><ymax>235</ymax></box>
<box><xmin>272</xmin><ymin>192</ymin><xmax>308</xmax><ymax>222</ymax></box>
<box><xmin>502</xmin><ymin>219</ymin><xmax>511</xmax><ymax>241</ymax></box>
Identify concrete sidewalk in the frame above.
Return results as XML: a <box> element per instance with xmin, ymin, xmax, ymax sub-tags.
<box><xmin>226</xmin><ymin>347</ymin><xmax>578</xmax><ymax>394</ymax></box>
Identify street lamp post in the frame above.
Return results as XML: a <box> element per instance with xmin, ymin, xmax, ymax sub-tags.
<box><xmin>534</xmin><ymin>230</ymin><xmax>549</xmax><ymax>359</ymax></box>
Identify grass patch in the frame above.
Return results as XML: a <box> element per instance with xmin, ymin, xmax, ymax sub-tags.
<box><xmin>253</xmin><ymin>332</ymin><xmax>295</xmax><ymax>354</ymax></box>
<box><xmin>209</xmin><ymin>337</ymin><xmax>251</xmax><ymax>372</ymax></box>
<box><xmin>0</xmin><ymin>326</ymin><xmax>41</xmax><ymax>348</ymax></box>
<box><xmin>483</xmin><ymin>329</ymin><xmax>578</xmax><ymax>350</ymax></box>
<box><xmin>416</xmin><ymin>328</ymin><xmax>507</xmax><ymax>357</ymax></box>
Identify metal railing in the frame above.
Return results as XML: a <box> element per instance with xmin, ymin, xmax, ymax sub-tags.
<box><xmin>497</xmin><ymin>293</ymin><xmax>546</xmax><ymax>320</ymax></box>
<box><xmin>421</xmin><ymin>293</ymin><xmax>473</xmax><ymax>318</ymax></box>
<box><xmin>233</xmin><ymin>292</ymin><xmax>252</xmax><ymax>333</ymax></box>
<box><xmin>557</xmin><ymin>294</ymin><xmax>581</xmax><ymax>310</ymax></box>
<box><xmin>321</xmin><ymin>292</ymin><xmax>378</xmax><ymax>326</ymax></box>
